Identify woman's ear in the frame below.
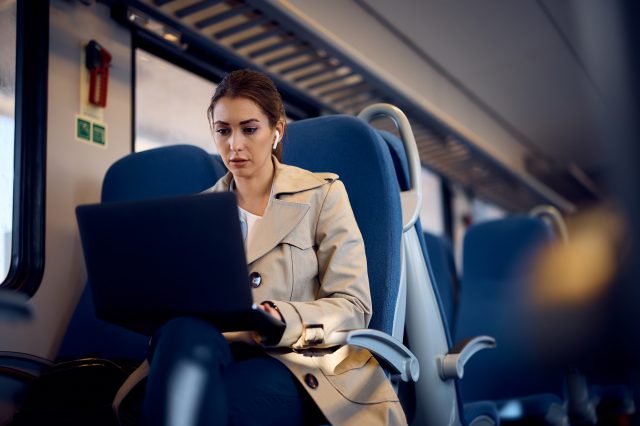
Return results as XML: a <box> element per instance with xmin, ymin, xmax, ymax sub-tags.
<box><xmin>273</xmin><ymin>120</ymin><xmax>285</xmax><ymax>150</ymax></box>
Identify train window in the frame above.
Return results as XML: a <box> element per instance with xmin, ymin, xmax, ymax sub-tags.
<box><xmin>420</xmin><ymin>167</ymin><xmax>444</xmax><ymax>235</ymax></box>
<box><xmin>471</xmin><ymin>198</ymin><xmax>506</xmax><ymax>223</ymax></box>
<box><xmin>450</xmin><ymin>187</ymin><xmax>506</xmax><ymax>271</ymax></box>
<box><xmin>0</xmin><ymin>0</ymin><xmax>16</xmax><ymax>283</ymax></box>
<box><xmin>135</xmin><ymin>49</ymin><xmax>219</xmax><ymax>153</ymax></box>
<box><xmin>1</xmin><ymin>0</ymin><xmax>46</xmax><ymax>295</ymax></box>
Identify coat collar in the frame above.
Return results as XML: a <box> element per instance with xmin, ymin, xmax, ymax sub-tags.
<box><xmin>207</xmin><ymin>156</ymin><xmax>336</xmax><ymax>264</ymax></box>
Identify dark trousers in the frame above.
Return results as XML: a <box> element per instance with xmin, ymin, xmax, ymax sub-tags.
<box><xmin>141</xmin><ymin>317</ymin><xmax>325</xmax><ymax>426</ymax></box>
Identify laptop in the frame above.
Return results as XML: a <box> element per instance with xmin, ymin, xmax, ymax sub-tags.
<box><xmin>75</xmin><ymin>192</ymin><xmax>285</xmax><ymax>344</ymax></box>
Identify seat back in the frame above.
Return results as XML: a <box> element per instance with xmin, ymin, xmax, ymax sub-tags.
<box><xmin>284</xmin><ymin>115</ymin><xmax>403</xmax><ymax>337</ymax></box>
<box><xmin>423</xmin><ymin>232</ymin><xmax>459</xmax><ymax>332</ymax></box>
<box><xmin>101</xmin><ymin>145</ymin><xmax>225</xmax><ymax>203</ymax></box>
<box><xmin>373</xmin><ymin>127</ymin><xmax>465</xmax><ymax>425</ymax></box>
<box><xmin>456</xmin><ymin>216</ymin><xmax>563</xmax><ymax>401</ymax></box>
<box><xmin>377</xmin><ymin>130</ymin><xmax>411</xmax><ymax>192</ymax></box>
<box><xmin>58</xmin><ymin>145</ymin><xmax>225</xmax><ymax>361</ymax></box>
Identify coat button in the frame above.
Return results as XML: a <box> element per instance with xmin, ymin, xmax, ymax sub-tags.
<box><xmin>304</xmin><ymin>373</ymin><xmax>318</xmax><ymax>389</ymax></box>
<box><xmin>249</xmin><ymin>272</ymin><xmax>262</xmax><ymax>288</ymax></box>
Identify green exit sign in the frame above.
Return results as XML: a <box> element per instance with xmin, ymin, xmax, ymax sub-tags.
<box><xmin>75</xmin><ymin>115</ymin><xmax>108</xmax><ymax>148</ymax></box>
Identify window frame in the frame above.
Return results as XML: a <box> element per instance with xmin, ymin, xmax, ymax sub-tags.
<box><xmin>1</xmin><ymin>0</ymin><xmax>49</xmax><ymax>296</ymax></box>
<box><xmin>111</xmin><ymin>0</ymin><xmax>322</xmax><ymax>152</ymax></box>
<box><xmin>130</xmin><ymin>27</ymin><xmax>320</xmax><ymax>120</ymax></box>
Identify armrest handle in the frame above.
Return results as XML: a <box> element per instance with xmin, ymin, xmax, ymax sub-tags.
<box><xmin>437</xmin><ymin>335</ymin><xmax>496</xmax><ymax>380</ymax></box>
<box><xmin>325</xmin><ymin>329</ymin><xmax>419</xmax><ymax>382</ymax></box>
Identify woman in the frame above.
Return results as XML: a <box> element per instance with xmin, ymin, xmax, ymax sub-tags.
<box><xmin>130</xmin><ymin>70</ymin><xmax>406</xmax><ymax>426</ymax></box>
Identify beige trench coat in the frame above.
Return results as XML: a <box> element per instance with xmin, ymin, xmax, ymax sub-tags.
<box><xmin>206</xmin><ymin>158</ymin><xmax>406</xmax><ymax>426</ymax></box>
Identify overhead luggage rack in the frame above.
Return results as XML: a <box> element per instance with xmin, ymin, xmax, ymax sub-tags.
<box><xmin>115</xmin><ymin>0</ymin><xmax>568</xmax><ymax>213</ymax></box>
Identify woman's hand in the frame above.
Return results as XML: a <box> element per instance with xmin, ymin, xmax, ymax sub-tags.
<box><xmin>258</xmin><ymin>301</ymin><xmax>284</xmax><ymax>323</ymax></box>
<box><xmin>223</xmin><ymin>331</ymin><xmax>257</xmax><ymax>344</ymax></box>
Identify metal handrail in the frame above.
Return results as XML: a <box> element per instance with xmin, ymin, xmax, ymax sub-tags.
<box><xmin>358</xmin><ymin>104</ymin><xmax>423</xmax><ymax>232</ymax></box>
<box><xmin>530</xmin><ymin>204</ymin><xmax>569</xmax><ymax>243</ymax></box>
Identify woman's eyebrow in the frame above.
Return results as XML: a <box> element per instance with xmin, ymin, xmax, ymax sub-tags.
<box><xmin>213</xmin><ymin>118</ymin><xmax>260</xmax><ymax>125</ymax></box>
<box><xmin>239</xmin><ymin>118</ymin><xmax>260</xmax><ymax>125</ymax></box>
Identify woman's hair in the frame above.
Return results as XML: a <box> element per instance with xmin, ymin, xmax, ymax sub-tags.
<box><xmin>208</xmin><ymin>69</ymin><xmax>286</xmax><ymax>162</ymax></box>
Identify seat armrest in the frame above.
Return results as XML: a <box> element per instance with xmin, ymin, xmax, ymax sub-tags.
<box><xmin>323</xmin><ymin>329</ymin><xmax>419</xmax><ymax>382</ymax></box>
<box><xmin>437</xmin><ymin>335</ymin><xmax>496</xmax><ymax>380</ymax></box>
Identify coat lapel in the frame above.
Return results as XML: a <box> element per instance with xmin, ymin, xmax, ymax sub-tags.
<box><xmin>246</xmin><ymin>199</ymin><xmax>309</xmax><ymax>264</ymax></box>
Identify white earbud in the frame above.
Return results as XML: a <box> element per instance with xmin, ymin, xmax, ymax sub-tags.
<box><xmin>273</xmin><ymin>130</ymin><xmax>280</xmax><ymax>150</ymax></box>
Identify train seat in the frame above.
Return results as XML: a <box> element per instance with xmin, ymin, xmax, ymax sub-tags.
<box><xmin>282</xmin><ymin>114</ymin><xmax>431</xmax><ymax>421</ymax></box>
<box><xmin>371</xmin><ymin>114</ymin><xmax>498</xmax><ymax>425</ymax></box>
<box><xmin>418</xmin><ymin>217</ymin><xmax>569</xmax><ymax>423</ymax></box>
<box><xmin>423</xmin><ymin>232</ymin><xmax>459</xmax><ymax>333</ymax></box>
<box><xmin>457</xmin><ymin>216</ymin><xmax>568</xmax><ymax>423</ymax></box>
<box><xmin>284</xmin><ymin>115</ymin><xmax>405</xmax><ymax>340</ymax></box>
<box><xmin>529</xmin><ymin>206</ymin><xmax>636</xmax><ymax>423</ymax></box>
<box><xmin>58</xmin><ymin>144</ymin><xmax>225</xmax><ymax>362</ymax></box>
<box><xmin>430</xmin><ymin>205</ymin><xmax>631</xmax><ymax>424</ymax></box>
<box><xmin>284</xmin><ymin>113</ymin><xmax>419</xmax><ymax>372</ymax></box>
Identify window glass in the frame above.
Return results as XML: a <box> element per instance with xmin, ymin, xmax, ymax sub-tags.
<box><xmin>420</xmin><ymin>167</ymin><xmax>444</xmax><ymax>235</ymax></box>
<box><xmin>135</xmin><ymin>49</ymin><xmax>218</xmax><ymax>153</ymax></box>
<box><xmin>0</xmin><ymin>0</ymin><xmax>16</xmax><ymax>283</ymax></box>
<box><xmin>451</xmin><ymin>186</ymin><xmax>507</xmax><ymax>273</ymax></box>
<box><xmin>471</xmin><ymin>197</ymin><xmax>506</xmax><ymax>223</ymax></box>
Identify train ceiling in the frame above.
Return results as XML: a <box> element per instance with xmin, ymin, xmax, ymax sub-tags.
<box><xmin>113</xmin><ymin>0</ymin><xmax>600</xmax><ymax>212</ymax></box>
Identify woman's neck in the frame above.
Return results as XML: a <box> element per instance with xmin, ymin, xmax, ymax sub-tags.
<box><xmin>233</xmin><ymin>161</ymin><xmax>274</xmax><ymax>216</ymax></box>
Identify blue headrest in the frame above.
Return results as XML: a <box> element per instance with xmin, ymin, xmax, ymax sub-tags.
<box><xmin>463</xmin><ymin>216</ymin><xmax>554</xmax><ymax>285</ymax></box>
<box><xmin>102</xmin><ymin>145</ymin><xmax>223</xmax><ymax>203</ymax></box>
<box><xmin>59</xmin><ymin>145</ymin><xmax>226</xmax><ymax>361</ymax></box>
<box><xmin>210</xmin><ymin>154</ymin><xmax>228</xmax><ymax>177</ymax></box>
<box><xmin>373</xmin><ymin>129</ymin><xmax>454</xmax><ymax>340</ymax></box>
<box><xmin>457</xmin><ymin>216</ymin><xmax>562</xmax><ymax>401</ymax></box>
<box><xmin>284</xmin><ymin>115</ymin><xmax>403</xmax><ymax>335</ymax></box>
<box><xmin>376</xmin><ymin>130</ymin><xmax>410</xmax><ymax>191</ymax></box>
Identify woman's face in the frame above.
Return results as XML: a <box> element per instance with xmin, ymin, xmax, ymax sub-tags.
<box><xmin>212</xmin><ymin>96</ymin><xmax>281</xmax><ymax>180</ymax></box>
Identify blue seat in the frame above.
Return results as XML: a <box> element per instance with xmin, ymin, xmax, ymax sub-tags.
<box><xmin>370</xmin><ymin>110</ymin><xmax>499</xmax><ymax>425</ymax></box>
<box><xmin>284</xmin><ymin>115</ymin><xmax>427</xmax><ymax>403</ymax></box>
<box><xmin>412</xmin><ymin>216</ymin><xmax>565</xmax><ymax>424</ymax></box>
<box><xmin>423</xmin><ymin>232</ymin><xmax>459</xmax><ymax>331</ymax></box>
<box><xmin>529</xmin><ymin>206</ymin><xmax>636</xmax><ymax>423</ymax></box>
<box><xmin>456</xmin><ymin>216</ymin><xmax>567</xmax><ymax>422</ymax></box>
<box><xmin>58</xmin><ymin>145</ymin><xmax>225</xmax><ymax>361</ymax></box>
<box><xmin>284</xmin><ymin>115</ymin><xmax>405</xmax><ymax>339</ymax></box>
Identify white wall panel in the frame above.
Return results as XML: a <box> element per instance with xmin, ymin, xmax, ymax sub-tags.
<box><xmin>0</xmin><ymin>1</ymin><xmax>132</xmax><ymax>361</ymax></box>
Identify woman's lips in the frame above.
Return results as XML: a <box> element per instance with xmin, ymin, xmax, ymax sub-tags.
<box><xmin>230</xmin><ymin>158</ymin><xmax>249</xmax><ymax>167</ymax></box>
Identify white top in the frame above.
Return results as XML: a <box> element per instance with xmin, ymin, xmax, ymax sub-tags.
<box><xmin>238</xmin><ymin>206</ymin><xmax>262</xmax><ymax>250</ymax></box>
<box><xmin>230</xmin><ymin>179</ymin><xmax>272</xmax><ymax>251</ymax></box>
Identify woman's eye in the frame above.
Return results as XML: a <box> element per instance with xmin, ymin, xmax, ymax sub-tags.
<box><xmin>243</xmin><ymin>127</ymin><xmax>257</xmax><ymax>135</ymax></box>
<box><xmin>216</xmin><ymin>128</ymin><xmax>230</xmax><ymax>136</ymax></box>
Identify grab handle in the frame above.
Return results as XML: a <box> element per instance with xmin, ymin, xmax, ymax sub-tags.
<box><xmin>359</xmin><ymin>104</ymin><xmax>423</xmax><ymax>231</ymax></box>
